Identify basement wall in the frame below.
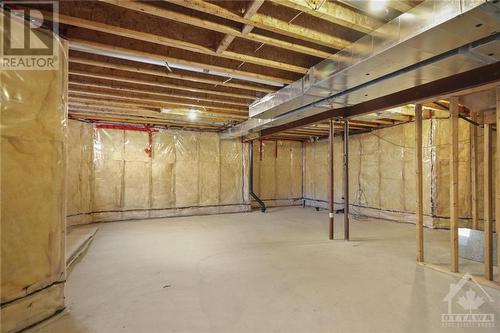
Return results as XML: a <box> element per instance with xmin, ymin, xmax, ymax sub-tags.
<box><xmin>432</xmin><ymin>118</ymin><xmax>497</xmax><ymax>229</ymax></box>
<box><xmin>303</xmin><ymin>117</ymin><xmax>496</xmax><ymax>229</ymax></box>
<box><xmin>252</xmin><ymin>140</ymin><xmax>303</xmax><ymax>207</ymax></box>
<box><xmin>304</xmin><ymin>121</ymin><xmax>435</xmax><ymax>226</ymax></box>
<box><xmin>0</xmin><ymin>21</ymin><xmax>67</xmax><ymax>333</ymax></box>
<box><xmin>67</xmin><ymin>121</ymin><xmax>250</xmax><ymax>224</ymax></box>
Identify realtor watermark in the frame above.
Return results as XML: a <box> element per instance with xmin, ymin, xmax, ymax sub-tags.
<box><xmin>1</xmin><ymin>1</ymin><xmax>59</xmax><ymax>70</ymax></box>
<box><xmin>442</xmin><ymin>272</ymin><xmax>495</xmax><ymax>328</ymax></box>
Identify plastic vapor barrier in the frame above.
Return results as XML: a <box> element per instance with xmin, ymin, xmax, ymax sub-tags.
<box><xmin>67</xmin><ymin>121</ymin><xmax>93</xmax><ymax>225</ymax></box>
<box><xmin>66</xmin><ymin>121</ymin><xmax>250</xmax><ymax>223</ymax></box>
<box><xmin>1</xmin><ymin>14</ymin><xmax>67</xmax><ymax>333</ymax></box>
<box><xmin>432</xmin><ymin>118</ymin><xmax>497</xmax><ymax>229</ymax></box>
<box><xmin>252</xmin><ymin>140</ymin><xmax>303</xmax><ymax>207</ymax></box>
<box><xmin>303</xmin><ymin>117</ymin><xmax>496</xmax><ymax>229</ymax></box>
<box><xmin>304</xmin><ymin>121</ymin><xmax>435</xmax><ymax>226</ymax></box>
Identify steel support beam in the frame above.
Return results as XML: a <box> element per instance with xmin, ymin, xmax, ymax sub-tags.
<box><xmin>260</xmin><ymin>62</ymin><xmax>500</xmax><ymax>138</ymax></box>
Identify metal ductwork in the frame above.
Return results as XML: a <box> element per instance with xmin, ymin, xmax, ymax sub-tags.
<box><xmin>222</xmin><ymin>0</ymin><xmax>500</xmax><ymax>139</ymax></box>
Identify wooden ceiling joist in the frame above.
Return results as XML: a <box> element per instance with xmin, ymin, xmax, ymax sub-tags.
<box><xmin>269</xmin><ymin>0</ymin><xmax>383</xmax><ymax>34</ymax></box>
<box><xmin>69</xmin><ymin>104</ymin><xmax>241</xmax><ymax>123</ymax></box>
<box><xmin>69</xmin><ymin>70</ymin><xmax>258</xmax><ymax>99</ymax></box>
<box><xmin>216</xmin><ymin>0</ymin><xmax>265</xmax><ymax>54</ymax></box>
<box><xmin>70</xmin><ymin>38</ymin><xmax>293</xmax><ymax>85</ymax></box>
<box><xmin>69</xmin><ymin>91</ymin><xmax>248</xmax><ymax>115</ymax></box>
<box><xmin>68</xmin><ymin>82</ymin><xmax>249</xmax><ymax>107</ymax></box>
<box><xmin>69</xmin><ymin>110</ymin><xmax>224</xmax><ymax>129</ymax></box>
<box><xmin>69</xmin><ymin>56</ymin><xmax>276</xmax><ymax>92</ymax></box>
<box><xmin>99</xmin><ymin>0</ymin><xmax>333</xmax><ymax>59</ymax></box>
<box><xmin>56</xmin><ymin>13</ymin><xmax>308</xmax><ymax>74</ymax></box>
<box><xmin>165</xmin><ymin>0</ymin><xmax>351</xmax><ymax>50</ymax></box>
<box><xmin>68</xmin><ymin>98</ymin><xmax>245</xmax><ymax>121</ymax></box>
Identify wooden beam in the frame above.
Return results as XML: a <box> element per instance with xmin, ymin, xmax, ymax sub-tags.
<box><xmin>69</xmin><ymin>102</ymin><xmax>244</xmax><ymax>123</ymax></box>
<box><xmin>55</xmin><ymin>13</ymin><xmax>307</xmax><ymax>74</ymax></box>
<box><xmin>216</xmin><ymin>0</ymin><xmax>264</xmax><ymax>54</ymax></box>
<box><xmin>167</xmin><ymin>0</ymin><xmax>351</xmax><ymax>49</ymax></box>
<box><xmin>69</xmin><ymin>70</ymin><xmax>258</xmax><ymax>99</ymax></box>
<box><xmin>69</xmin><ymin>96</ymin><xmax>247</xmax><ymax>119</ymax></box>
<box><xmin>270</xmin><ymin>0</ymin><xmax>382</xmax><ymax>34</ymax></box>
<box><xmin>69</xmin><ymin>110</ymin><xmax>224</xmax><ymax>129</ymax></box>
<box><xmin>483</xmin><ymin>123</ymin><xmax>493</xmax><ymax>281</ymax></box>
<box><xmin>70</xmin><ymin>38</ymin><xmax>293</xmax><ymax>85</ymax></box>
<box><xmin>449</xmin><ymin>96</ymin><xmax>459</xmax><ymax>273</ymax></box>
<box><xmin>328</xmin><ymin>119</ymin><xmax>335</xmax><ymax>240</ymax></box>
<box><xmin>68</xmin><ymin>82</ymin><xmax>249</xmax><ymax>107</ymax></box>
<box><xmin>496</xmin><ymin>85</ymin><xmax>500</xmax><ymax>285</ymax></box>
<box><xmin>100</xmin><ymin>0</ymin><xmax>333</xmax><ymax>59</ymax></box>
<box><xmin>69</xmin><ymin>104</ymin><xmax>241</xmax><ymax>122</ymax></box>
<box><xmin>415</xmin><ymin>104</ymin><xmax>424</xmax><ymax>262</ymax></box>
<box><xmin>70</xmin><ymin>57</ymin><xmax>272</xmax><ymax>94</ymax></box>
<box><xmin>259</xmin><ymin>62</ymin><xmax>500</xmax><ymax>137</ymax></box>
<box><xmin>69</xmin><ymin>89</ymin><xmax>246</xmax><ymax>112</ymax></box>
<box><xmin>69</xmin><ymin>91</ymin><xmax>247</xmax><ymax>115</ymax></box>
<box><xmin>470</xmin><ymin>111</ymin><xmax>479</xmax><ymax>230</ymax></box>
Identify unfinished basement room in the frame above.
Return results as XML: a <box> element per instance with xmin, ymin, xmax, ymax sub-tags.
<box><xmin>1</xmin><ymin>0</ymin><xmax>500</xmax><ymax>332</ymax></box>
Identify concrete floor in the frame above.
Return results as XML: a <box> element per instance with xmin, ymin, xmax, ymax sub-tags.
<box><xmin>30</xmin><ymin>207</ymin><xmax>500</xmax><ymax>333</ymax></box>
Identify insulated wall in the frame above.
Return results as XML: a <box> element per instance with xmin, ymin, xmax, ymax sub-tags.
<box><xmin>304</xmin><ymin>121</ymin><xmax>434</xmax><ymax>226</ymax></box>
<box><xmin>303</xmin><ymin>117</ymin><xmax>496</xmax><ymax>228</ymax></box>
<box><xmin>252</xmin><ymin>140</ymin><xmax>303</xmax><ymax>207</ymax></box>
<box><xmin>0</xmin><ymin>21</ymin><xmax>67</xmax><ymax>333</ymax></box>
<box><xmin>432</xmin><ymin>118</ymin><xmax>497</xmax><ymax>229</ymax></box>
<box><xmin>67</xmin><ymin>121</ymin><xmax>93</xmax><ymax>225</ymax></box>
<box><xmin>66</xmin><ymin>122</ymin><xmax>250</xmax><ymax>224</ymax></box>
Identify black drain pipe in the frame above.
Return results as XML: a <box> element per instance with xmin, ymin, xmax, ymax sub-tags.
<box><xmin>249</xmin><ymin>140</ymin><xmax>266</xmax><ymax>212</ymax></box>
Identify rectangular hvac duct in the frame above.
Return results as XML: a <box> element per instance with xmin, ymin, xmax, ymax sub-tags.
<box><xmin>248</xmin><ymin>0</ymin><xmax>499</xmax><ymax>121</ymax></box>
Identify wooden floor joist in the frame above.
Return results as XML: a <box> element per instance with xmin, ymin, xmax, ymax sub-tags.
<box><xmin>55</xmin><ymin>13</ymin><xmax>308</xmax><ymax>75</ymax></box>
<box><xmin>165</xmin><ymin>0</ymin><xmax>352</xmax><ymax>50</ymax></box>
<box><xmin>68</xmin><ymin>90</ymin><xmax>247</xmax><ymax>113</ymax></box>
<box><xmin>98</xmin><ymin>0</ymin><xmax>334</xmax><ymax>59</ymax></box>
<box><xmin>69</xmin><ymin>70</ymin><xmax>258</xmax><ymax>101</ymax></box>
<box><xmin>70</xmin><ymin>38</ymin><xmax>293</xmax><ymax>85</ymax></box>
<box><xmin>69</xmin><ymin>96</ymin><xmax>248</xmax><ymax>118</ymax></box>
<box><xmin>70</xmin><ymin>57</ymin><xmax>274</xmax><ymax>94</ymax></box>
<box><xmin>68</xmin><ymin>82</ymin><xmax>249</xmax><ymax>107</ymax></box>
<box><xmin>270</xmin><ymin>0</ymin><xmax>383</xmax><ymax>34</ymax></box>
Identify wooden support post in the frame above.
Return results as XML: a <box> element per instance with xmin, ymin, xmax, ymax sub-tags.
<box><xmin>471</xmin><ymin>111</ymin><xmax>479</xmax><ymax>230</ymax></box>
<box><xmin>343</xmin><ymin>120</ymin><xmax>350</xmax><ymax>241</ymax></box>
<box><xmin>484</xmin><ymin>124</ymin><xmax>493</xmax><ymax>280</ymax></box>
<box><xmin>496</xmin><ymin>86</ymin><xmax>500</xmax><ymax>284</ymax></box>
<box><xmin>328</xmin><ymin>120</ymin><xmax>335</xmax><ymax>240</ymax></box>
<box><xmin>415</xmin><ymin>104</ymin><xmax>424</xmax><ymax>262</ymax></box>
<box><xmin>449</xmin><ymin>97</ymin><xmax>459</xmax><ymax>273</ymax></box>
